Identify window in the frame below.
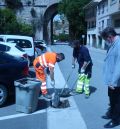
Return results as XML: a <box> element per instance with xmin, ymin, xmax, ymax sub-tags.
<box><xmin>102</xmin><ymin>20</ymin><xmax>104</xmax><ymax>29</ymax></box>
<box><xmin>0</xmin><ymin>44</ymin><xmax>7</xmax><ymax>52</ymax></box>
<box><xmin>97</xmin><ymin>6</ymin><xmax>100</xmax><ymax>15</ymax></box>
<box><xmin>110</xmin><ymin>0</ymin><xmax>117</xmax><ymax>5</ymax></box>
<box><xmin>107</xmin><ymin>19</ymin><xmax>111</xmax><ymax>26</ymax></box>
<box><xmin>114</xmin><ymin>19</ymin><xmax>120</xmax><ymax>27</ymax></box>
<box><xmin>0</xmin><ymin>38</ymin><xmax>4</xmax><ymax>41</ymax></box>
<box><xmin>0</xmin><ymin>44</ymin><xmax>10</xmax><ymax>52</ymax></box>
<box><xmin>7</xmin><ymin>39</ymin><xmax>32</xmax><ymax>48</ymax></box>
<box><xmin>102</xmin><ymin>4</ymin><xmax>104</xmax><ymax>14</ymax></box>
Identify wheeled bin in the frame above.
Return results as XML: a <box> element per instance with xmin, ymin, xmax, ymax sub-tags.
<box><xmin>14</xmin><ymin>78</ymin><xmax>41</xmax><ymax>114</ymax></box>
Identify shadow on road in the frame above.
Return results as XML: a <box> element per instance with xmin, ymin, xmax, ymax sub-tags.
<box><xmin>37</xmin><ymin>99</ymin><xmax>50</xmax><ymax>110</ymax></box>
<box><xmin>1</xmin><ymin>95</ymin><xmax>15</xmax><ymax>108</ymax></box>
<box><xmin>89</xmin><ymin>85</ymin><xmax>97</xmax><ymax>94</ymax></box>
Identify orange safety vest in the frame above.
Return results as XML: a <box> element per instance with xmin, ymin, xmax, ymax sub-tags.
<box><xmin>33</xmin><ymin>52</ymin><xmax>57</xmax><ymax>95</ymax></box>
<box><xmin>35</xmin><ymin>52</ymin><xmax>57</xmax><ymax>68</ymax></box>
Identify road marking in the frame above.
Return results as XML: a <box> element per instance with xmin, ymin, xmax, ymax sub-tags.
<box><xmin>0</xmin><ymin>109</ymin><xmax>46</xmax><ymax>121</ymax></box>
<box><xmin>0</xmin><ymin>46</ymin><xmax>87</xmax><ymax>129</ymax></box>
<box><xmin>47</xmin><ymin>62</ymin><xmax>87</xmax><ymax>129</ymax></box>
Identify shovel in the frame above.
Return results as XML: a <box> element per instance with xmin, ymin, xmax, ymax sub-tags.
<box><xmin>51</xmin><ymin>69</ymin><xmax>74</xmax><ymax>108</ymax></box>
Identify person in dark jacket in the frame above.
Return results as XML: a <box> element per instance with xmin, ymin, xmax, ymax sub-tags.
<box><xmin>72</xmin><ymin>40</ymin><xmax>93</xmax><ymax>98</ymax></box>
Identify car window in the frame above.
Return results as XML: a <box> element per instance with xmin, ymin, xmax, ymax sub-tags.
<box><xmin>7</xmin><ymin>39</ymin><xmax>32</xmax><ymax>48</ymax></box>
<box><xmin>0</xmin><ymin>38</ymin><xmax>4</xmax><ymax>41</ymax></box>
<box><xmin>0</xmin><ymin>44</ymin><xmax>10</xmax><ymax>52</ymax></box>
<box><xmin>0</xmin><ymin>52</ymin><xmax>10</xmax><ymax>64</ymax></box>
<box><xmin>0</xmin><ymin>44</ymin><xmax>7</xmax><ymax>52</ymax></box>
<box><xmin>15</xmin><ymin>45</ymin><xmax>25</xmax><ymax>52</ymax></box>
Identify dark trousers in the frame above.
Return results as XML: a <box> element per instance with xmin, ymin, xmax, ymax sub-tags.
<box><xmin>108</xmin><ymin>87</ymin><xmax>120</xmax><ymax>122</ymax></box>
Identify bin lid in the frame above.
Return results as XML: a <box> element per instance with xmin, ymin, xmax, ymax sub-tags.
<box><xmin>14</xmin><ymin>77</ymin><xmax>41</xmax><ymax>89</ymax></box>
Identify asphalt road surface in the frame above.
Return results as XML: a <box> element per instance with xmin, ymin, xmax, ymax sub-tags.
<box><xmin>0</xmin><ymin>44</ymin><xmax>120</xmax><ymax>129</ymax></box>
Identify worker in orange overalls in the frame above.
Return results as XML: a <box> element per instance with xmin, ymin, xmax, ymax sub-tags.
<box><xmin>33</xmin><ymin>52</ymin><xmax>65</xmax><ymax>99</ymax></box>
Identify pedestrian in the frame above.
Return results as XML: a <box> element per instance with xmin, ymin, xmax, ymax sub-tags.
<box><xmin>101</xmin><ymin>27</ymin><xmax>120</xmax><ymax>128</ymax></box>
<box><xmin>71</xmin><ymin>40</ymin><xmax>93</xmax><ymax>98</ymax></box>
<box><xmin>33</xmin><ymin>52</ymin><xmax>65</xmax><ymax>99</ymax></box>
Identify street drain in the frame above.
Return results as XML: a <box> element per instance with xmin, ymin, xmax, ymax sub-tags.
<box><xmin>57</xmin><ymin>99</ymin><xmax>70</xmax><ymax>108</ymax></box>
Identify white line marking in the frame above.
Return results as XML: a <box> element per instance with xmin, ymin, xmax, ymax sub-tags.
<box><xmin>0</xmin><ymin>109</ymin><xmax>46</xmax><ymax>121</ymax></box>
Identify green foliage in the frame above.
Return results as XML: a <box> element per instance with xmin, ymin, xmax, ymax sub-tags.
<box><xmin>58</xmin><ymin>0</ymin><xmax>91</xmax><ymax>40</ymax></box>
<box><xmin>0</xmin><ymin>8</ymin><xmax>33</xmax><ymax>36</ymax></box>
<box><xmin>18</xmin><ymin>23</ymin><xmax>33</xmax><ymax>36</ymax></box>
<box><xmin>53</xmin><ymin>34</ymin><xmax>69</xmax><ymax>41</ymax></box>
<box><xmin>0</xmin><ymin>8</ymin><xmax>19</xmax><ymax>34</ymax></box>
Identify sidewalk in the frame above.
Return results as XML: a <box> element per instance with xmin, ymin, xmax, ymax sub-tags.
<box><xmin>46</xmin><ymin>48</ymin><xmax>87</xmax><ymax>129</ymax></box>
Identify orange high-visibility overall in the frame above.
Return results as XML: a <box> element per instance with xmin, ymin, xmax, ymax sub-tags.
<box><xmin>33</xmin><ymin>52</ymin><xmax>57</xmax><ymax>95</ymax></box>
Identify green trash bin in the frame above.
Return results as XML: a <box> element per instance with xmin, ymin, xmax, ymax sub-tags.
<box><xmin>14</xmin><ymin>78</ymin><xmax>41</xmax><ymax>114</ymax></box>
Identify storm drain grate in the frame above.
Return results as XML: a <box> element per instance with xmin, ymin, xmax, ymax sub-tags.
<box><xmin>51</xmin><ymin>99</ymin><xmax>70</xmax><ymax>108</ymax></box>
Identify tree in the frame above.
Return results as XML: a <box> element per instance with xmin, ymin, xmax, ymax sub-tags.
<box><xmin>0</xmin><ymin>8</ymin><xmax>19</xmax><ymax>34</ymax></box>
<box><xmin>0</xmin><ymin>8</ymin><xmax>33</xmax><ymax>36</ymax></box>
<box><xmin>58</xmin><ymin>0</ymin><xmax>90</xmax><ymax>40</ymax></box>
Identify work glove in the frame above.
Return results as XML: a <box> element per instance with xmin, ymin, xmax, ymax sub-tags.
<box><xmin>72</xmin><ymin>64</ymin><xmax>75</xmax><ymax>69</ymax></box>
<box><xmin>51</xmin><ymin>80</ymin><xmax>55</xmax><ymax>87</ymax></box>
<box><xmin>80</xmin><ymin>68</ymin><xmax>85</xmax><ymax>73</ymax></box>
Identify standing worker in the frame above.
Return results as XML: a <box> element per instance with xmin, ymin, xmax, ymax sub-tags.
<box><xmin>72</xmin><ymin>40</ymin><xmax>93</xmax><ymax>98</ymax></box>
<box><xmin>100</xmin><ymin>27</ymin><xmax>120</xmax><ymax>128</ymax></box>
<box><xmin>33</xmin><ymin>52</ymin><xmax>65</xmax><ymax>99</ymax></box>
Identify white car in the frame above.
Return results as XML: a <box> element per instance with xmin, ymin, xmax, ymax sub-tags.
<box><xmin>0</xmin><ymin>35</ymin><xmax>35</xmax><ymax>65</ymax></box>
<box><xmin>0</xmin><ymin>42</ymin><xmax>29</xmax><ymax>64</ymax></box>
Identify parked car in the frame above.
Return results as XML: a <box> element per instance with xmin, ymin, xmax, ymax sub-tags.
<box><xmin>34</xmin><ymin>40</ymin><xmax>47</xmax><ymax>47</ymax></box>
<box><xmin>0</xmin><ymin>35</ymin><xmax>35</xmax><ymax>65</ymax></box>
<box><xmin>0</xmin><ymin>52</ymin><xmax>29</xmax><ymax>106</ymax></box>
<box><xmin>34</xmin><ymin>40</ymin><xmax>47</xmax><ymax>57</ymax></box>
<box><xmin>0</xmin><ymin>42</ymin><xmax>29</xmax><ymax>65</ymax></box>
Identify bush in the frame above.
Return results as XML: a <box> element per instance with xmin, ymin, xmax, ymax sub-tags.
<box><xmin>58</xmin><ymin>34</ymin><xmax>69</xmax><ymax>41</ymax></box>
<box><xmin>18</xmin><ymin>23</ymin><xmax>33</xmax><ymax>36</ymax></box>
<box><xmin>0</xmin><ymin>8</ymin><xmax>33</xmax><ymax>36</ymax></box>
<box><xmin>0</xmin><ymin>8</ymin><xmax>19</xmax><ymax>34</ymax></box>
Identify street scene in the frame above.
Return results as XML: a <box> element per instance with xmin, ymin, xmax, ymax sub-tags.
<box><xmin>0</xmin><ymin>0</ymin><xmax>120</xmax><ymax>129</ymax></box>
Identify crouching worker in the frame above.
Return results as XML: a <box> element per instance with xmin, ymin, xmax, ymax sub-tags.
<box><xmin>33</xmin><ymin>52</ymin><xmax>65</xmax><ymax>99</ymax></box>
<box><xmin>72</xmin><ymin>40</ymin><xmax>93</xmax><ymax>98</ymax></box>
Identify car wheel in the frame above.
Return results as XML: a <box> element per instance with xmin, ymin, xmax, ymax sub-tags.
<box><xmin>0</xmin><ymin>84</ymin><xmax>8</xmax><ymax>106</ymax></box>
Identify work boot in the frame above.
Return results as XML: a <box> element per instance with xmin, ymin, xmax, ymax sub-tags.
<box><xmin>76</xmin><ymin>88</ymin><xmax>83</xmax><ymax>93</ymax></box>
<box><xmin>43</xmin><ymin>94</ymin><xmax>52</xmax><ymax>99</ymax></box>
<box><xmin>104</xmin><ymin>120</ymin><xmax>120</xmax><ymax>128</ymax></box>
<box><xmin>85</xmin><ymin>93</ymin><xmax>90</xmax><ymax>99</ymax></box>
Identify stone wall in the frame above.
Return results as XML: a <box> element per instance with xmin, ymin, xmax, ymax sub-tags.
<box><xmin>0</xmin><ymin>0</ymin><xmax>60</xmax><ymax>41</ymax></box>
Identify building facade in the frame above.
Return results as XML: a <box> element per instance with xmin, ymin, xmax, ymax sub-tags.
<box><xmin>84</xmin><ymin>0</ymin><xmax>120</xmax><ymax>50</ymax></box>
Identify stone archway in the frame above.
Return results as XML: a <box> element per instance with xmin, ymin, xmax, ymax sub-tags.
<box><xmin>43</xmin><ymin>3</ymin><xmax>58</xmax><ymax>44</ymax></box>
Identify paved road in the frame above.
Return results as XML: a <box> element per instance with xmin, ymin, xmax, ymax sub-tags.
<box><xmin>50</xmin><ymin>44</ymin><xmax>120</xmax><ymax>129</ymax></box>
<box><xmin>0</xmin><ymin>44</ymin><xmax>120</xmax><ymax>129</ymax></box>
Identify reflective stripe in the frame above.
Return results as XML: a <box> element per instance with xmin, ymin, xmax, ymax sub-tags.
<box><xmin>49</xmin><ymin>63</ymin><xmax>54</xmax><ymax>67</ymax></box>
<box><xmin>41</xmin><ymin>86</ymin><xmax>47</xmax><ymax>90</ymax></box>
<box><xmin>42</xmin><ymin>82</ymin><xmax>46</xmax><ymax>85</ymax></box>
<box><xmin>42</xmin><ymin>54</ymin><xmax>47</xmax><ymax>67</ymax></box>
<box><xmin>39</xmin><ymin>56</ymin><xmax>43</xmax><ymax>66</ymax></box>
